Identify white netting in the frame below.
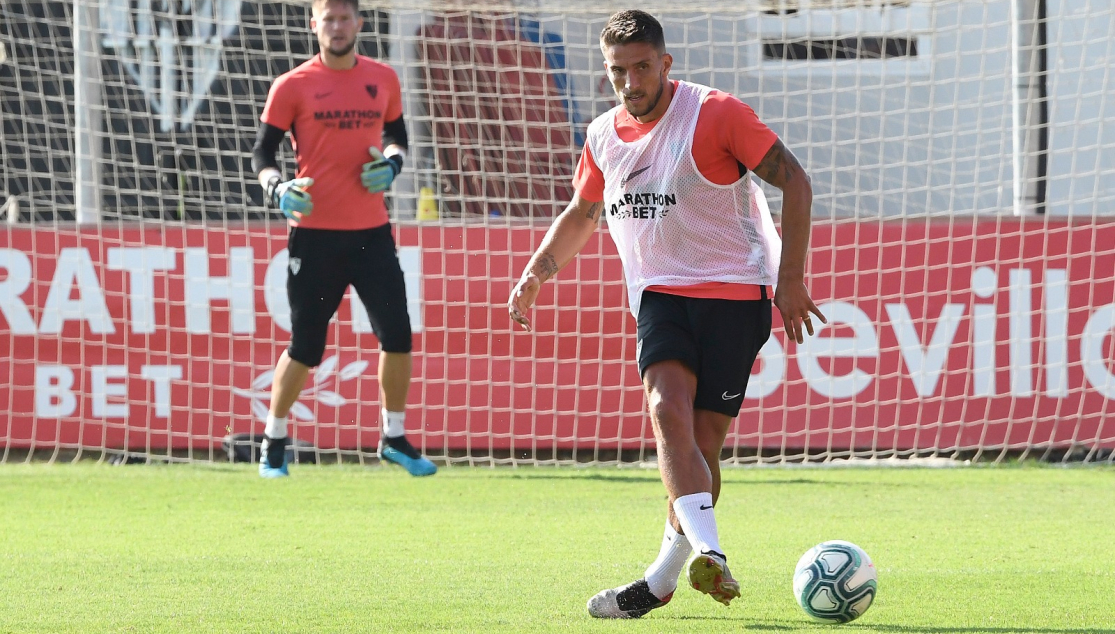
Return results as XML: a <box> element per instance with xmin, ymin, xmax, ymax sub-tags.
<box><xmin>0</xmin><ymin>0</ymin><xmax>1113</xmax><ymax>465</ymax></box>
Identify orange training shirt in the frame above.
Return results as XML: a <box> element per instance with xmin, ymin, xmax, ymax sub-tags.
<box><xmin>261</xmin><ymin>54</ymin><xmax>403</xmax><ymax>230</ymax></box>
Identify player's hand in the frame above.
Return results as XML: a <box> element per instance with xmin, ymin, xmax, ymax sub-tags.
<box><xmin>361</xmin><ymin>146</ymin><xmax>402</xmax><ymax>194</ymax></box>
<box><xmin>269</xmin><ymin>177</ymin><xmax>314</xmax><ymax>222</ymax></box>
<box><xmin>508</xmin><ymin>274</ymin><xmax>542</xmax><ymax>332</ymax></box>
<box><xmin>773</xmin><ymin>278</ymin><xmax>826</xmax><ymax>345</ymax></box>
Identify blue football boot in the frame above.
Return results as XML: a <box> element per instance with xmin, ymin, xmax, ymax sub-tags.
<box><xmin>379</xmin><ymin>435</ymin><xmax>437</xmax><ymax>476</ymax></box>
<box><xmin>258</xmin><ymin>435</ymin><xmax>290</xmax><ymax>478</ymax></box>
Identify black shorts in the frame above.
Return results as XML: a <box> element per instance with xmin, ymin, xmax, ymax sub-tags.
<box><xmin>286</xmin><ymin>224</ymin><xmax>412</xmax><ymax>367</ymax></box>
<box><xmin>636</xmin><ymin>290</ymin><xmax>772</xmax><ymax>417</ymax></box>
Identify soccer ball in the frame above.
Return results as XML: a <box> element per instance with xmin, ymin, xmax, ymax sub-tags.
<box><xmin>792</xmin><ymin>540</ymin><xmax>877</xmax><ymax>623</ymax></box>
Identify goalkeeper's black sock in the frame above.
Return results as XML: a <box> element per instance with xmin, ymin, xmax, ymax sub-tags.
<box><xmin>263</xmin><ymin>435</ymin><xmax>289</xmax><ymax>469</ymax></box>
<box><xmin>382</xmin><ymin>434</ymin><xmax>423</xmax><ymax>460</ymax></box>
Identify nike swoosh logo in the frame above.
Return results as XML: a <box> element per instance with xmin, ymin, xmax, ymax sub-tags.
<box><xmin>314</xmin><ymin>91</ymin><xmax>333</xmax><ymax>99</ymax></box>
<box><xmin>621</xmin><ymin>165</ymin><xmax>651</xmax><ymax>185</ymax></box>
<box><xmin>721</xmin><ymin>391</ymin><xmax>741</xmax><ymax>400</ymax></box>
<box><xmin>699</xmin><ymin>504</ymin><xmax>713</xmax><ymax>510</ymax></box>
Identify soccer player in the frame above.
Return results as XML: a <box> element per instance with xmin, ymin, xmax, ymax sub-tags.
<box><xmin>508</xmin><ymin>9</ymin><xmax>826</xmax><ymax>618</ymax></box>
<box><xmin>250</xmin><ymin>0</ymin><xmax>436</xmax><ymax>478</ymax></box>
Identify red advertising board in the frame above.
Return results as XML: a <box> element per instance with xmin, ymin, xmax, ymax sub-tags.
<box><xmin>1</xmin><ymin>220</ymin><xmax>1113</xmax><ymax>452</ymax></box>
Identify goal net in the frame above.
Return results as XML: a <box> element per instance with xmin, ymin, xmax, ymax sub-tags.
<box><xmin>1</xmin><ymin>0</ymin><xmax>1113</xmax><ymax>465</ymax></box>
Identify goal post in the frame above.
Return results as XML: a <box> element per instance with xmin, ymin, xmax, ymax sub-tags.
<box><xmin>0</xmin><ymin>0</ymin><xmax>1113</xmax><ymax>465</ymax></box>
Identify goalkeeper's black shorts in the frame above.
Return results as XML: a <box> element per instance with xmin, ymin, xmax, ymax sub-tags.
<box><xmin>285</xmin><ymin>223</ymin><xmax>413</xmax><ymax>367</ymax></box>
<box><xmin>635</xmin><ymin>290</ymin><xmax>771</xmax><ymax>417</ymax></box>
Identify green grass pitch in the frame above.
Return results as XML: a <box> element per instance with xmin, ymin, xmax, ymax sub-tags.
<box><xmin>0</xmin><ymin>463</ymin><xmax>1112</xmax><ymax>633</ymax></box>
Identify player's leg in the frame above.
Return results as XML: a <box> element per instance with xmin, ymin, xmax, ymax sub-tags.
<box><xmin>639</xmin><ymin>405</ymin><xmax>732</xmax><ymax>609</ymax></box>
<box><xmin>261</xmin><ymin>351</ymin><xmax>313</xmax><ymax>476</ymax></box>
<box><xmin>588</xmin><ymin>489</ymin><xmax>692</xmax><ymax>618</ymax></box>
<box><xmin>350</xmin><ymin>224</ymin><xmax>436</xmax><ymax>476</ymax></box>
<box><xmin>641</xmin><ymin>359</ymin><xmax>739</xmax><ymax>606</ymax></box>
<box><xmin>646</xmin><ymin>410</ymin><xmax>731</xmax><ymax>606</ymax></box>
<box><xmin>587</xmin><ymin>292</ymin><xmax>701</xmax><ymax>618</ymax></box>
<box><xmin>686</xmin><ymin>295</ymin><xmax>772</xmax><ymax>502</ymax></box>
<box><xmin>590</xmin><ymin>358</ymin><xmax>734</xmax><ymax>614</ymax></box>
<box><xmin>260</xmin><ymin>227</ymin><xmax>349</xmax><ymax>477</ymax></box>
<box><xmin>645</xmin><ymin>360</ymin><xmax>707</xmax><ymax>498</ymax></box>
<box><xmin>376</xmin><ymin>349</ymin><xmax>436</xmax><ymax>474</ymax></box>
<box><xmin>682</xmin><ymin>295</ymin><xmax>773</xmax><ymax>601</ymax></box>
<box><xmin>634</xmin><ymin>292</ymin><xmax>733</xmax><ymax>595</ymax></box>
<box><xmin>587</xmin><ymin>508</ymin><xmax>692</xmax><ymax>618</ymax></box>
<box><xmin>693</xmin><ymin>410</ymin><xmax>732</xmax><ymax>505</ymax></box>
<box><xmin>378</xmin><ymin>349</ymin><xmax>411</xmax><ymax>413</ymax></box>
<box><xmin>661</xmin><ymin>408</ymin><xmax>731</xmax><ymax>529</ymax></box>
<box><xmin>680</xmin><ymin>409</ymin><xmax>738</xmax><ymax>605</ymax></box>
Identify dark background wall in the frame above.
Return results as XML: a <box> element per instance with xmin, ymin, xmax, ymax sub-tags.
<box><xmin>0</xmin><ymin>1</ymin><xmax>388</xmax><ymax>222</ymax></box>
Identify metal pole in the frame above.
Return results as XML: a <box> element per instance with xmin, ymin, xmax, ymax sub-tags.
<box><xmin>1012</xmin><ymin>0</ymin><xmax>1048</xmax><ymax>216</ymax></box>
<box><xmin>74</xmin><ymin>0</ymin><xmax>104</xmax><ymax>223</ymax></box>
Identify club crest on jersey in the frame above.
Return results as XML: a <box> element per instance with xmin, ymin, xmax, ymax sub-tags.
<box><xmin>365</xmin><ymin>84</ymin><xmax>378</xmax><ymax>99</ymax></box>
<box><xmin>607</xmin><ymin>191</ymin><xmax>677</xmax><ymax>221</ymax></box>
<box><xmin>289</xmin><ymin>257</ymin><xmax>301</xmax><ymax>275</ymax></box>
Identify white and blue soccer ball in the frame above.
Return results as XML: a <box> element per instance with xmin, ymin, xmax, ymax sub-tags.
<box><xmin>792</xmin><ymin>540</ymin><xmax>877</xmax><ymax>623</ymax></box>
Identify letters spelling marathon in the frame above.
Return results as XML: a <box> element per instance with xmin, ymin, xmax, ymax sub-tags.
<box><xmin>607</xmin><ymin>192</ymin><xmax>677</xmax><ymax>220</ymax></box>
<box><xmin>313</xmin><ymin>109</ymin><xmax>382</xmax><ymax>121</ymax></box>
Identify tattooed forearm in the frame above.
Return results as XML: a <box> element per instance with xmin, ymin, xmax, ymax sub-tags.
<box><xmin>585</xmin><ymin>201</ymin><xmax>604</xmax><ymax>223</ymax></box>
<box><xmin>754</xmin><ymin>140</ymin><xmax>801</xmax><ymax>187</ymax></box>
<box><xmin>530</xmin><ymin>253</ymin><xmax>559</xmax><ymax>281</ymax></box>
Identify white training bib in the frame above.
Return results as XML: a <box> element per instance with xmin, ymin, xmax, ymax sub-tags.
<box><xmin>586</xmin><ymin>81</ymin><xmax>782</xmax><ymax>318</ymax></box>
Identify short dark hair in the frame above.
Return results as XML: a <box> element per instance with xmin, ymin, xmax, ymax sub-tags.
<box><xmin>600</xmin><ymin>10</ymin><xmax>665</xmax><ymax>52</ymax></box>
<box><xmin>312</xmin><ymin>0</ymin><xmax>360</xmax><ymax>13</ymax></box>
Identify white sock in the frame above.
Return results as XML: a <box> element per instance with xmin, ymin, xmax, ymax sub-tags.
<box><xmin>644</xmin><ymin>521</ymin><xmax>693</xmax><ymax>599</ymax></box>
<box><xmin>382</xmin><ymin>410</ymin><xmax>406</xmax><ymax>438</ymax></box>
<box><xmin>264</xmin><ymin>413</ymin><xmax>288</xmax><ymax>439</ymax></box>
<box><xmin>672</xmin><ymin>492</ymin><xmax>723</xmax><ymax>557</ymax></box>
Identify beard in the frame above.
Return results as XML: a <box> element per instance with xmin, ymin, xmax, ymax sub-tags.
<box><xmin>623</xmin><ymin>78</ymin><xmax>665</xmax><ymax>118</ymax></box>
<box><xmin>325</xmin><ymin>37</ymin><xmax>356</xmax><ymax>58</ymax></box>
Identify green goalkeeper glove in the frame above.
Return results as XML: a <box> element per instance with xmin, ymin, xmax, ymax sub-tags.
<box><xmin>266</xmin><ymin>176</ymin><xmax>314</xmax><ymax>222</ymax></box>
<box><xmin>361</xmin><ymin>146</ymin><xmax>403</xmax><ymax>194</ymax></box>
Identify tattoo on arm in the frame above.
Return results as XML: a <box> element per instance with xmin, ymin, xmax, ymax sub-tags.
<box><xmin>584</xmin><ymin>201</ymin><xmax>604</xmax><ymax>223</ymax></box>
<box><xmin>754</xmin><ymin>140</ymin><xmax>802</xmax><ymax>188</ymax></box>
<box><xmin>531</xmin><ymin>253</ymin><xmax>559</xmax><ymax>281</ymax></box>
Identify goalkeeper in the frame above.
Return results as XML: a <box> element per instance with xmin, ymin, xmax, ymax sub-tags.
<box><xmin>250</xmin><ymin>0</ymin><xmax>435</xmax><ymax>478</ymax></box>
